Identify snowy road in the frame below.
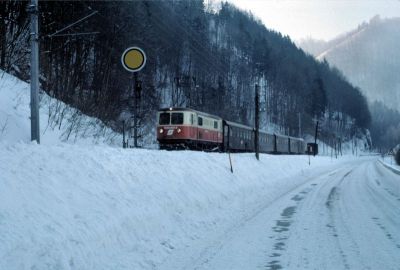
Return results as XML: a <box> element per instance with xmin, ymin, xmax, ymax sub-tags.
<box><xmin>189</xmin><ymin>159</ymin><xmax>400</xmax><ymax>270</ymax></box>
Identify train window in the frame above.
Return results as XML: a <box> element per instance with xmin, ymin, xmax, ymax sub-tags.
<box><xmin>198</xmin><ymin>116</ymin><xmax>203</xmax><ymax>126</ymax></box>
<box><xmin>159</xmin><ymin>113</ymin><xmax>170</xmax><ymax>125</ymax></box>
<box><xmin>190</xmin><ymin>114</ymin><xmax>194</xmax><ymax>125</ymax></box>
<box><xmin>171</xmin><ymin>113</ymin><xmax>183</xmax><ymax>124</ymax></box>
<box><xmin>214</xmin><ymin>121</ymin><xmax>218</xmax><ymax>129</ymax></box>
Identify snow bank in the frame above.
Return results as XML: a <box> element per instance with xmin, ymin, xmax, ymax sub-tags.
<box><xmin>380</xmin><ymin>157</ymin><xmax>400</xmax><ymax>175</ymax></box>
<box><xmin>0</xmin><ymin>142</ymin><xmax>355</xmax><ymax>270</ymax></box>
<box><xmin>0</xmin><ymin>70</ymin><xmax>121</xmax><ymax>145</ymax></box>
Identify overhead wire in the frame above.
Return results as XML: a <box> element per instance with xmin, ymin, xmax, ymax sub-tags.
<box><xmin>47</xmin><ymin>11</ymin><xmax>98</xmax><ymax>38</ymax></box>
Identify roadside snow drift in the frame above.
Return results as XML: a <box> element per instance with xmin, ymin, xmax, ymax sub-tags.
<box><xmin>0</xmin><ymin>141</ymin><xmax>354</xmax><ymax>270</ymax></box>
<box><xmin>0</xmin><ymin>70</ymin><xmax>120</xmax><ymax>145</ymax></box>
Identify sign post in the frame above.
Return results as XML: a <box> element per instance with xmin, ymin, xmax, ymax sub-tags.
<box><xmin>121</xmin><ymin>47</ymin><xmax>146</xmax><ymax>148</ymax></box>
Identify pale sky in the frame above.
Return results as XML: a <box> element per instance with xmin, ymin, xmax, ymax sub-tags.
<box><xmin>227</xmin><ymin>0</ymin><xmax>400</xmax><ymax>41</ymax></box>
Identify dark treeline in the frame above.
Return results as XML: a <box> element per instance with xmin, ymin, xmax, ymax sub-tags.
<box><xmin>370</xmin><ymin>101</ymin><xmax>400</xmax><ymax>151</ymax></box>
<box><xmin>1</xmin><ymin>0</ymin><xmax>371</xmax><ymax>146</ymax></box>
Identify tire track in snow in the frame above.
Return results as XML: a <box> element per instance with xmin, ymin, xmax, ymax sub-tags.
<box><xmin>371</xmin><ymin>217</ymin><xmax>400</xmax><ymax>249</ymax></box>
<box><xmin>187</xmin><ymin>167</ymin><xmax>346</xmax><ymax>270</ymax></box>
<box><xmin>324</xmin><ymin>170</ymin><xmax>354</xmax><ymax>270</ymax></box>
<box><xmin>366</xmin><ymin>162</ymin><xmax>400</xmax><ymax>251</ymax></box>
<box><xmin>264</xmin><ymin>166</ymin><xmax>356</xmax><ymax>270</ymax></box>
<box><xmin>187</xmin><ymin>159</ymin><xmax>399</xmax><ymax>270</ymax></box>
<box><xmin>265</xmin><ymin>185</ymin><xmax>316</xmax><ymax>270</ymax></box>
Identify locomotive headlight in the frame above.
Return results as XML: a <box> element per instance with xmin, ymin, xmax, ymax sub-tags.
<box><xmin>159</xmin><ymin>128</ymin><xmax>164</xmax><ymax>134</ymax></box>
<box><xmin>177</xmin><ymin>128</ymin><xmax>182</xmax><ymax>133</ymax></box>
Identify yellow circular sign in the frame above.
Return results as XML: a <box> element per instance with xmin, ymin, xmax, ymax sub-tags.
<box><xmin>121</xmin><ymin>47</ymin><xmax>146</xmax><ymax>72</ymax></box>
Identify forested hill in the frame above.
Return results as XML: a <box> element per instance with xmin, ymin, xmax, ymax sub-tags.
<box><xmin>1</xmin><ymin>1</ymin><xmax>370</xmax><ymax>145</ymax></box>
<box><xmin>300</xmin><ymin>16</ymin><xmax>400</xmax><ymax>113</ymax></box>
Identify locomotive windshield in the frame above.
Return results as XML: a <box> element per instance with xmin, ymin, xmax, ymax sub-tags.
<box><xmin>159</xmin><ymin>112</ymin><xmax>184</xmax><ymax>125</ymax></box>
<box><xmin>171</xmin><ymin>113</ymin><xmax>184</xmax><ymax>124</ymax></box>
<box><xmin>159</xmin><ymin>113</ymin><xmax>170</xmax><ymax>125</ymax></box>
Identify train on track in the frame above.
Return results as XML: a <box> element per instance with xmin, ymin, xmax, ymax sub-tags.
<box><xmin>156</xmin><ymin>108</ymin><xmax>306</xmax><ymax>154</ymax></box>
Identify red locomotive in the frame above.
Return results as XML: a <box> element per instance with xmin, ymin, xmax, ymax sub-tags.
<box><xmin>157</xmin><ymin>108</ymin><xmax>223</xmax><ymax>150</ymax></box>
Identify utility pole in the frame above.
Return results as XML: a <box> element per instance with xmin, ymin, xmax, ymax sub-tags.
<box><xmin>314</xmin><ymin>120</ymin><xmax>319</xmax><ymax>157</ymax></box>
<box><xmin>133</xmin><ymin>72</ymin><xmax>142</xmax><ymax>148</ymax></box>
<box><xmin>122</xmin><ymin>120</ymin><xmax>126</xmax><ymax>148</ymax></box>
<box><xmin>298</xmin><ymin>112</ymin><xmax>301</xmax><ymax>138</ymax></box>
<box><xmin>255</xmin><ymin>84</ymin><xmax>260</xmax><ymax>160</ymax></box>
<box><xmin>314</xmin><ymin>120</ymin><xmax>319</xmax><ymax>145</ymax></box>
<box><xmin>28</xmin><ymin>0</ymin><xmax>40</xmax><ymax>143</ymax></box>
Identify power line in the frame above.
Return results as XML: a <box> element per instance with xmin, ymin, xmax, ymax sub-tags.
<box><xmin>50</xmin><ymin>31</ymin><xmax>100</xmax><ymax>37</ymax></box>
<box><xmin>47</xmin><ymin>10</ymin><xmax>98</xmax><ymax>38</ymax></box>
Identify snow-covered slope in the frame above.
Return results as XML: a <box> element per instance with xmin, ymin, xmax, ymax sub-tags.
<box><xmin>0</xmin><ymin>70</ymin><xmax>121</xmax><ymax>145</ymax></box>
<box><xmin>0</xmin><ymin>141</ymin><xmax>357</xmax><ymax>270</ymax></box>
<box><xmin>0</xmin><ymin>70</ymin><xmax>369</xmax><ymax>270</ymax></box>
<box><xmin>381</xmin><ymin>155</ymin><xmax>400</xmax><ymax>174</ymax></box>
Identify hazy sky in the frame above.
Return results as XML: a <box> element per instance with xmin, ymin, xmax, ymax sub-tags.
<box><xmin>227</xmin><ymin>0</ymin><xmax>400</xmax><ymax>41</ymax></box>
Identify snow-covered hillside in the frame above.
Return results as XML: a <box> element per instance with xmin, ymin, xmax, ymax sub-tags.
<box><xmin>0</xmin><ymin>70</ymin><xmax>121</xmax><ymax>145</ymax></box>
<box><xmin>0</xmin><ymin>141</ymin><xmax>357</xmax><ymax>270</ymax></box>
<box><xmin>299</xmin><ymin>16</ymin><xmax>400</xmax><ymax>112</ymax></box>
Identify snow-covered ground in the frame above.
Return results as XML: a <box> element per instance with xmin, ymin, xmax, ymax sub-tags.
<box><xmin>0</xmin><ymin>141</ymin><xmax>359</xmax><ymax>270</ymax></box>
<box><xmin>0</xmin><ymin>70</ymin><xmax>121</xmax><ymax>145</ymax></box>
<box><xmin>1</xmin><ymin>71</ymin><xmax>398</xmax><ymax>270</ymax></box>
<box><xmin>191</xmin><ymin>157</ymin><xmax>400</xmax><ymax>270</ymax></box>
